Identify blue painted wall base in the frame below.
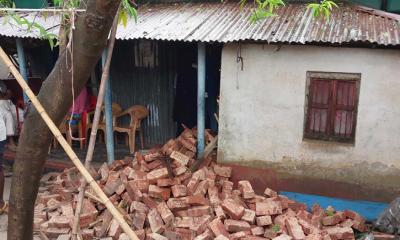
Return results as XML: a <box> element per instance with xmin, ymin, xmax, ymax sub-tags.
<box><xmin>281</xmin><ymin>191</ymin><xmax>388</xmax><ymax>222</ymax></box>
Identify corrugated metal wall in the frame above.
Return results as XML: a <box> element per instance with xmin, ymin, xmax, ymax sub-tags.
<box><xmin>110</xmin><ymin>40</ymin><xmax>177</xmax><ymax>147</ymax></box>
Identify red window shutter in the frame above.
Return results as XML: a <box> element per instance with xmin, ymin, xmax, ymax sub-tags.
<box><xmin>332</xmin><ymin>80</ymin><xmax>357</xmax><ymax>138</ymax></box>
<box><xmin>306</xmin><ymin>79</ymin><xmax>331</xmax><ymax>135</ymax></box>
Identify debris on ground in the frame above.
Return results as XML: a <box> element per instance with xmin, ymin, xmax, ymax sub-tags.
<box><xmin>374</xmin><ymin>197</ymin><xmax>400</xmax><ymax>235</ymax></box>
<box><xmin>34</xmin><ymin>128</ymin><xmax>369</xmax><ymax>240</ymax></box>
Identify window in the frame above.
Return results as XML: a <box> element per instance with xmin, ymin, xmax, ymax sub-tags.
<box><xmin>304</xmin><ymin>72</ymin><xmax>360</xmax><ymax>143</ymax></box>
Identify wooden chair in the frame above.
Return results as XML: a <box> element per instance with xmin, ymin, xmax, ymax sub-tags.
<box><xmin>86</xmin><ymin>103</ymin><xmax>122</xmax><ymax>145</ymax></box>
<box><xmin>113</xmin><ymin>105</ymin><xmax>149</xmax><ymax>154</ymax></box>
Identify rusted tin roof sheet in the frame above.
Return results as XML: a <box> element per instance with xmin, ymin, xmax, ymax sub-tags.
<box><xmin>1</xmin><ymin>3</ymin><xmax>400</xmax><ymax>46</ymax></box>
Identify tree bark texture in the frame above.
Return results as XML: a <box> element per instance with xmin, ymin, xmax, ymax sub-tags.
<box><xmin>7</xmin><ymin>1</ymin><xmax>120</xmax><ymax>239</ymax></box>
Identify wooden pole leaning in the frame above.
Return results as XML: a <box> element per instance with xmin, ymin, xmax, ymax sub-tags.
<box><xmin>0</xmin><ymin>46</ymin><xmax>139</xmax><ymax>240</ymax></box>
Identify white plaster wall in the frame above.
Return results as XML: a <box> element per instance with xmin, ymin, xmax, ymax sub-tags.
<box><xmin>218</xmin><ymin>44</ymin><xmax>400</xmax><ymax>169</ymax></box>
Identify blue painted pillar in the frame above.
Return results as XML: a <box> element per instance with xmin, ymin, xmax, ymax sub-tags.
<box><xmin>101</xmin><ymin>50</ymin><xmax>115</xmax><ymax>164</ymax></box>
<box><xmin>197</xmin><ymin>43</ymin><xmax>206</xmax><ymax>156</ymax></box>
<box><xmin>16</xmin><ymin>38</ymin><xmax>29</xmax><ymax>103</ymax></box>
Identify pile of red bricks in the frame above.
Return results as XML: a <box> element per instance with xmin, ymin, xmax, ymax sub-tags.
<box><xmin>33</xmin><ymin>129</ymin><xmax>367</xmax><ymax>240</ymax></box>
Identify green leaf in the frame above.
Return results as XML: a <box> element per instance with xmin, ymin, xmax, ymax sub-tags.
<box><xmin>271</xmin><ymin>224</ymin><xmax>281</xmax><ymax>233</ymax></box>
<box><xmin>119</xmin><ymin>10</ymin><xmax>128</xmax><ymax>27</ymax></box>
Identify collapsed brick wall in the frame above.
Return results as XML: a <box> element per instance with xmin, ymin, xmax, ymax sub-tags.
<box><xmin>34</xmin><ymin>128</ymin><xmax>367</xmax><ymax>240</ymax></box>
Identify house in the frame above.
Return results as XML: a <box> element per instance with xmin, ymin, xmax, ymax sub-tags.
<box><xmin>0</xmin><ymin>1</ymin><xmax>399</xmax><ymax>213</ymax></box>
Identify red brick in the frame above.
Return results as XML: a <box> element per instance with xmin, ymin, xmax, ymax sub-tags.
<box><xmin>104</xmin><ymin>172</ymin><xmax>122</xmax><ymax>196</ymax></box>
<box><xmin>285</xmin><ymin>217</ymin><xmax>305</xmax><ymax>240</ymax></box>
<box><xmin>192</xmin><ymin>168</ymin><xmax>207</xmax><ymax>180</ymax></box>
<box><xmin>128</xmin><ymin>169</ymin><xmax>147</xmax><ymax>180</ymax></box>
<box><xmin>43</xmin><ymin>228</ymin><xmax>70</xmax><ymax>239</ymax></box>
<box><xmin>208</xmin><ymin>218</ymin><xmax>229</xmax><ymax>238</ymax></box>
<box><xmin>133</xmin><ymin>229</ymin><xmax>145</xmax><ymax>240</ymax></box>
<box><xmin>194</xmin><ymin>229</ymin><xmax>213</xmax><ymax>240</ymax></box>
<box><xmin>230</xmin><ymin>231</ymin><xmax>251</xmax><ymax>239</ymax></box>
<box><xmin>174</xmin><ymin>171</ymin><xmax>191</xmax><ymax>183</ymax></box>
<box><xmin>126</xmin><ymin>181</ymin><xmax>143</xmax><ymax>201</ymax></box>
<box><xmin>99</xmin><ymin>163</ymin><xmax>109</xmax><ymax>182</ymax></box>
<box><xmin>288</xmin><ymin>202</ymin><xmax>307</xmax><ymax>212</ymax></box>
<box><xmin>142</xmin><ymin>193</ymin><xmax>158</xmax><ymax>208</ymax></box>
<box><xmin>322</xmin><ymin>212</ymin><xmax>345</xmax><ymax>226</ymax></box>
<box><xmin>264</xmin><ymin>228</ymin><xmax>279</xmax><ymax>239</ymax></box>
<box><xmin>148</xmin><ymin>233</ymin><xmax>168</xmax><ymax>240</ymax></box>
<box><xmin>146</xmin><ymin>168</ymin><xmax>169</xmax><ymax>182</ymax></box>
<box><xmin>167</xmin><ymin>198</ymin><xmax>189</xmax><ymax>210</ymax></box>
<box><xmin>297</xmin><ymin>210</ymin><xmax>312</xmax><ymax>222</ymax></box>
<box><xmin>171</xmin><ymin>184</ymin><xmax>188</xmax><ymax>198</ymax></box>
<box><xmin>221</xmin><ymin>180</ymin><xmax>234</xmax><ymax>193</ymax></box>
<box><xmin>264</xmin><ymin>188</ymin><xmax>278</xmax><ymax>198</ymax></box>
<box><xmin>186</xmin><ymin>194</ymin><xmax>209</xmax><ymax>206</ymax></box>
<box><xmin>273</xmin><ymin>234</ymin><xmax>293</xmax><ymax>240</ymax></box>
<box><xmin>81</xmin><ymin>228</ymin><xmax>94</xmax><ymax>240</ymax></box>
<box><xmin>214</xmin><ymin>235</ymin><xmax>230</xmax><ymax>240</ymax></box>
<box><xmin>238</xmin><ymin>181</ymin><xmax>256</xmax><ymax>199</ymax></box>
<box><xmin>173</xmin><ymin>166</ymin><xmax>188</xmax><ymax>176</ymax></box>
<box><xmin>221</xmin><ymin>198</ymin><xmax>245</xmax><ymax>220</ymax></box>
<box><xmin>213</xmin><ymin>165</ymin><xmax>232</xmax><ymax>178</ymax></box>
<box><xmin>148</xmin><ymin>185</ymin><xmax>171</xmax><ymax>201</ymax></box>
<box><xmin>188</xmin><ymin>206</ymin><xmax>212</xmax><ymax>217</ymax></box>
<box><xmin>60</xmin><ymin>203</ymin><xmax>74</xmax><ymax>217</ymax></box>
<box><xmin>241</xmin><ymin>209</ymin><xmax>256</xmax><ymax>224</ymax></box>
<box><xmin>298</xmin><ymin>218</ymin><xmax>319</xmax><ymax>235</ymax></box>
<box><xmin>252</xmin><ymin>226</ymin><xmax>265</xmax><ymax>236</ymax></box>
<box><xmin>130</xmin><ymin>200</ymin><xmax>149</xmax><ymax>213</ymax></box>
<box><xmin>157</xmin><ymin>178</ymin><xmax>180</xmax><ymax>187</ymax></box>
<box><xmin>186</xmin><ymin>177</ymin><xmax>199</xmax><ymax>194</ymax></box>
<box><xmin>170</xmin><ymin>151</ymin><xmax>190</xmax><ymax>166</ymax></box>
<box><xmin>312</xmin><ymin>204</ymin><xmax>324</xmax><ymax>215</ymax></box>
<box><xmin>224</xmin><ymin>219</ymin><xmax>251</xmax><ymax>232</ymax></box>
<box><xmin>48</xmin><ymin>215</ymin><xmax>70</xmax><ymax>228</ymax></box>
<box><xmin>343</xmin><ymin>210</ymin><xmax>365</xmax><ymax>231</ymax></box>
<box><xmin>108</xmin><ymin>219</ymin><xmax>122</xmax><ymax>240</ymax></box>
<box><xmin>256</xmin><ymin>200</ymin><xmax>283</xmax><ymax>216</ymax></box>
<box><xmin>175</xmin><ymin>227</ymin><xmax>195</xmax><ymax>240</ymax></box>
<box><xmin>257</xmin><ymin>215</ymin><xmax>272</xmax><ymax>226</ymax></box>
<box><xmin>132</xmin><ymin>212</ymin><xmax>146</xmax><ymax>230</ymax></box>
<box><xmin>79</xmin><ymin>199</ymin><xmax>98</xmax><ymax>228</ymax></box>
<box><xmin>132</xmin><ymin>179</ymin><xmax>150</xmax><ymax>193</ymax></box>
<box><xmin>191</xmin><ymin>215</ymin><xmax>212</xmax><ymax>234</ymax></box>
<box><xmin>193</xmin><ymin>180</ymin><xmax>209</xmax><ymax>196</ymax></box>
<box><xmin>56</xmin><ymin>234</ymin><xmax>71</xmax><ymax>240</ymax></box>
<box><xmin>208</xmin><ymin>185</ymin><xmax>220</xmax><ymax>206</ymax></box>
<box><xmin>325</xmin><ymin>227</ymin><xmax>354</xmax><ymax>240</ymax></box>
<box><xmin>148</xmin><ymin>209</ymin><xmax>165</xmax><ymax>233</ymax></box>
<box><xmin>156</xmin><ymin>202</ymin><xmax>174</xmax><ymax>226</ymax></box>
<box><xmin>174</xmin><ymin>216</ymin><xmax>194</xmax><ymax>228</ymax></box>
<box><xmin>144</xmin><ymin>151</ymin><xmax>162</xmax><ymax>162</ymax></box>
<box><xmin>214</xmin><ymin>205</ymin><xmax>226</xmax><ymax>220</ymax></box>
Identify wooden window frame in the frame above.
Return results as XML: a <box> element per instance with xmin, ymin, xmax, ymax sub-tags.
<box><xmin>303</xmin><ymin>72</ymin><xmax>361</xmax><ymax>144</ymax></box>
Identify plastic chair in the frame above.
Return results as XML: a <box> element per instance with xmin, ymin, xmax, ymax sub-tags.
<box><xmin>86</xmin><ymin>103</ymin><xmax>122</xmax><ymax>145</ymax></box>
<box><xmin>53</xmin><ymin>115</ymin><xmax>84</xmax><ymax>150</ymax></box>
<box><xmin>113</xmin><ymin>105</ymin><xmax>149</xmax><ymax>154</ymax></box>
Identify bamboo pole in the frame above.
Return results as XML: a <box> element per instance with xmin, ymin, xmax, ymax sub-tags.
<box><xmin>71</xmin><ymin>11</ymin><xmax>119</xmax><ymax>240</ymax></box>
<box><xmin>0</xmin><ymin>47</ymin><xmax>139</xmax><ymax>240</ymax></box>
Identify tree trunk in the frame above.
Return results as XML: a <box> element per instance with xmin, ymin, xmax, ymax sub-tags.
<box><xmin>7</xmin><ymin>1</ymin><xmax>120</xmax><ymax>239</ymax></box>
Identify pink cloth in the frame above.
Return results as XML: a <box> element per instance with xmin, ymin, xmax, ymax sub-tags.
<box><xmin>69</xmin><ymin>88</ymin><xmax>89</xmax><ymax>114</ymax></box>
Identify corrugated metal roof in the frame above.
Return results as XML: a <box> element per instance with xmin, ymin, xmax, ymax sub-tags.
<box><xmin>0</xmin><ymin>12</ymin><xmax>60</xmax><ymax>39</ymax></box>
<box><xmin>1</xmin><ymin>2</ymin><xmax>400</xmax><ymax>46</ymax></box>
